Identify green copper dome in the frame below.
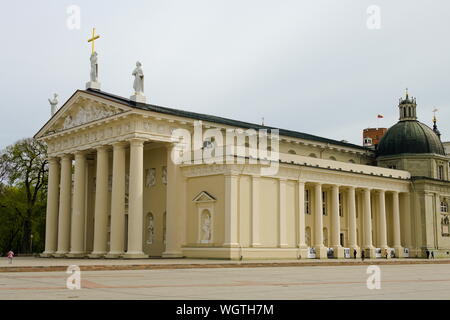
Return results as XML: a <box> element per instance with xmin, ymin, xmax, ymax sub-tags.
<box><xmin>377</xmin><ymin>120</ymin><xmax>445</xmax><ymax>157</ymax></box>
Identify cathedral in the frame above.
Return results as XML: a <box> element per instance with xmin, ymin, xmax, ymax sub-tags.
<box><xmin>35</xmin><ymin>45</ymin><xmax>450</xmax><ymax>259</ymax></box>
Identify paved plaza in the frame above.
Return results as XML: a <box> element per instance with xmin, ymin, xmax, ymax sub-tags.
<box><xmin>1</xmin><ymin>259</ymin><xmax>450</xmax><ymax>299</ymax></box>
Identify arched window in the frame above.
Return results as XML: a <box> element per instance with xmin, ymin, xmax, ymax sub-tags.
<box><xmin>147</xmin><ymin>213</ymin><xmax>154</xmax><ymax>244</ymax></box>
<box><xmin>288</xmin><ymin>149</ymin><xmax>297</xmax><ymax>155</ymax></box>
<box><xmin>305</xmin><ymin>227</ymin><xmax>311</xmax><ymax>247</ymax></box>
<box><xmin>349</xmin><ymin>159</ymin><xmax>356</xmax><ymax>164</ymax></box>
<box><xmin>329</xmin><ymin>156</ymin><xmax>336</xmax><ymax>161</ymax></box>
<box><xmin>309</xmin><ymin>153</ymin><xmax>317</xmax><ymax>158</ymax></box>
<box><xmin>441</xmin><ymin>201</ymin><xmax>449</xmax><ymax>213</ymax></box>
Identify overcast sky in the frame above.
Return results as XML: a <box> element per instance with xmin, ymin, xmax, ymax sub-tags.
<box><xmin>1</xmin><ymin>0</ymin><xmax>449</xmax><ymax>149</ymax></box>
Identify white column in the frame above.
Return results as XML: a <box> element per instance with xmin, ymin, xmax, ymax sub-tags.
<box><xmin>68</xmin><ymin>152</ymin><xmax>87</xmax><ymax>257</ymax></box>
<box><xmin>392</xmin><ymin>191</ymin><xmax>403</xmax><ymax>257</ymax></box>
<box><xmin>347</xmin><ymin>187</ymin><xmax>359</xmax><ymax>254</ymax></box>
<box><xmin>42</xmin><ymin>157</ymin><xmax>60</xmax><ymax>256</ymax></box>
<box><xmin>378</xmin><ymin>190</ymin><xmax>388</xmax><ymax>250</ymax></box>
<box><xmin>251</xmin><ymin>176</ymin><xmax>261</xmax><ymax>247</ymax></box>
<box><xmin>106</xmin><ymin>142</ymin><xmax>126</xmax><ymax>258</ymax></box>
<box><xmin>278</xmin><ymin>179</ymin><xmax>288</xmax><ymax>247</ymax></box>
<box><xmin>89</xmin><ymin>146</ymin><xmax>110</xmax><ymax>257</ymax></box>
<box><xmin>125</xmin><ymin>139</ymin><xmax>148</xmax><ymax>258</ymax></box>
<box><xmin>55</xmin><ymin>154</ymin><xmax>72</xmax><ymax>256</ymax></box>
<box><xmin>363</xmin><ymin>188</ymin><xmax>375</xmax><ymax>257</ymax></box>
<box><xmin>297</xmin><ymin>181</ymin><xmax>308</xmax><ymax>258</ymax></box>
<box><xmin>330</xmin><ymin>185</ymin><xmax>344</xmax><ymax>258</ymax></box>
<box><xmin>163</xmin><ymin>144</ymin><xmax>186</xmax><ymax>258</ymax></box>
<box><xmin>313</xmin><ymin>183</ymin><xmax>327</xmax><ymax>258</ymax></box>
<box><xmin>401</xmin><ymin>192</ymin><xmax>412</xmax><ymax>249</ymax></box>
<box><xmin>224</xmin><ymin>174</ymin><xmax>239</xmax><ymax>248</ymax></box>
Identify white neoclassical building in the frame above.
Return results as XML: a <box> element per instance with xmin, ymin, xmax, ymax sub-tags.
<box><xmin>35</xmin><ymin>86</ymin><xmax>450</xmax><ymax>260</ymax></box>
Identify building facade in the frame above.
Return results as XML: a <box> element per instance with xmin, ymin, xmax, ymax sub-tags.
<box><xmin>36</xmin><ymin>89</ymin><xmax>450</xmax><ymax>259</ymax></box>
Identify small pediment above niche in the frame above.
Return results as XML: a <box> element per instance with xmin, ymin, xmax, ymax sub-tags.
<box><xmin>192</xmin><ymin>191</ymin><xmax>217</xmax><ymax>203</ymax></box>
<box><xmin>48</xmin><ymin>102</ymin><xmax>126</xmax><ymax>134</ymax></box>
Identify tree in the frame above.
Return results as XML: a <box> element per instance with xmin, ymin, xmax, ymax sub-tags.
<box><xmin>0</xmin><ymin>138</ymin><xmax>48</xmax><ymax>254</ymax></box>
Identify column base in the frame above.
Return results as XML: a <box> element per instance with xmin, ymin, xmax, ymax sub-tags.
<box><xmin>394</xmin><ymin>246</ymin><xmax>404</xmax><ymax>258</ymax></box>
<box><xmin>297</xmin><ymin>247</ymin><xmax>309</xmax><ymax>260</ymax></box>
<box><xmin>278</xmin><ymin>244</ymin><xmax>289</xmax><ymax>248</ymax></box>
<box><xmin>251</xmin><ymin>243</ymin><xmax>264</xmax><ymax>248</ymax></box>
<box><xmin>104</xmin><ymin>252</ymin><xmax>124</xmax><ymax>259</ymax></box>
<box><xmin>314</xmin><ymin>245</ymin><xmax>328</xmax><ymax>259</ymax></box>
<box><xmin>53</xmin><ymin>252</ymin><xmax>69</xmax><ymax>258</ymax></box>
<box><xmin>88</xmin><ymin>252</ymin><xmax>107</xmax><ymax>259</ymax></box>
<box><xmin>40</xmin><ymin>251</ymin><xmax>55</xmax><ymax>258</ymax></box>
<box><xmin>222</xmin><ymin>243</ymin><xmax>240</xmax><ymax>248</ymax></box>
<box><xmin>331</xmin><ymin>246</ymin><xmax>345</xmax><ymax>259</ymax></box>
<box><xmin>66</xmin><ymin>252</ymin><xmax>87</xmax><ymax>258</ymax></box>
<box><xmin>162</xmin><ymin>251</ymin><xmax>183</xmax><ymax>258</ymax></box>
<box><xmin>363</xmin><ymin>247</ymin><xmax>377</xmax><ymax>259</ymax></box>
<box><xmin>123</xmin><ymin>252</ymin><xmax>149</xmax><ymax>259</ymax></box>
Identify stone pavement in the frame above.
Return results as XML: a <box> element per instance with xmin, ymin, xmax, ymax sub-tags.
<box><xmin>2</xmin><ymin>264</ymin><xmax>450</xmax><ymax>299</ymax></box>
<box><xmin>1</xmin><ymin>256</ymin><xmax>449</xmax><ymax>273</ymax></box>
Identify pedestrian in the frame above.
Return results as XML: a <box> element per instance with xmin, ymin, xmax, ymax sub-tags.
<box><xmin>7</xmin><ymin>250</ymin><xmax>14</xmax><ymax>264</ymax></box>
<box><xmin>431</xmin><ymin>251</ymin><xmax>434</xmax><ymax>259</ymax></box>
<box><xmin>385</xmin><ymin>249</ymin><xmax>389</xmax><ymax>259</ymax></box>
<box><xmin>353</xmin><ymin>249</ymin><xmax>357</xmax><ymax>259</ymax></box>
<box><xmin>361</xmin><ymin>249</ymin><xmax>365</xmax><ymax>262</ymax></box>
<box><xmin>426</xmin><ymin>250</ymin><xmax>430</xmax><ymax>259</ymax></box>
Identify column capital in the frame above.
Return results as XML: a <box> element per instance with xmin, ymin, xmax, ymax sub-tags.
<box><xmin>74</xmin><ymin>150</ymin><xmax>88</xmax><ymax>157</ymax></box>
<box><xmin>298</xmin><ymin>180</ymin><xmax>306</xmax><ymax>186</ymax></box>
<box><xmin>60</xmin><ymin>153</ymin><xmax>73</xmax><ymax>161</ymax></box>
<box><xmin>128</xmin><ymin>138</ymin><xmax>146</xmax><ymax>146</ymax></box>
<box><xmin>96</xmin><ymin>145</ymin><xmax>111</xmax><ymax>152</ymax></box>
<box><xmin>112</xmin><ymin>141</ymin><xmax>128</xmax><ymax>148</ymax></box>
<box><xmin>47</xmin><ymin>157</ymin><xmax>60</xmax><ymax>165</ymax></box>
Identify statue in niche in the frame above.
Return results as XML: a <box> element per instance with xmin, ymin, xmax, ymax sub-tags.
<box><xmin>148</xmin><ymin>214</ymin><xmax>154</xmax><ymax>244</ymax></box>
<box><xmin>442</xmin><ymin>215</ymin><xmax>449</xmax><ymax>236</ymax></box>
<box><xmin>145</xmin><ymin>168</ymin><xmax>156</xmax><ymax>187</ymax></box>
<box><xmin>201</xmin><ymin>211</ymin><xmax>212</xmax><ymax>242</ymax></box>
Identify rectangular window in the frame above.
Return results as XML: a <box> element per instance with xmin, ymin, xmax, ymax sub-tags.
<box><xmin>323</xmin><ymin>191</ymin><xmax>327</xmax><ymax>216</ymax></box>
<box><xmin>305</xmin><ymin>190</ymin><xmax>310</xmax><ymax>215</ymax></box>
<box><xmin>438</xmin><ymin>166</ymin><xmax>444</xmax><ymax>180</ymax></box>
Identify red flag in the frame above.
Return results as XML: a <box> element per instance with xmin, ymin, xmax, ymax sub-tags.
<box><xmin>377</xmin><ymin>114</ymin><xmax>384</xmax><ymax>119</ymax></box>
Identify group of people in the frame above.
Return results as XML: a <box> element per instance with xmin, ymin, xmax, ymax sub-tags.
<box><xmin>425</xmin><ymin>250</ymin><xmax>435</xmax><ymax>259</ymax></box>
<box><xmin>352</xmin><ymin>248</ymin><xmax>394</xmax><ymax>261</ymax></box>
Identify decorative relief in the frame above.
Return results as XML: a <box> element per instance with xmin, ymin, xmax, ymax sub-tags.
<box><xmin>162</xmin><ymin>166</ymin><xmax>167</xmax><ymax>185</ymax></box>
<box><xmin>61</xmin><ymin>104</ymin><xmax>123</xmax><ymax>131</ymax></box>
<box><xmin>145</xmin><ymin>168</ymin><xmax>156</xmax><ymax>187</ymax></box>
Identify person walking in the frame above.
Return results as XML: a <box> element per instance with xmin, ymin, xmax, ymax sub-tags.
<box><xmin>361</xmin><ymin>249</ymin><xmax>365</xmax><ymax>262</ymax></box>
<box><xmin>385</xmin><ymin>248</ymin><xmax>389</xmax><ymax>259</ymax></box>
<box><xmin>431</xmin><ymin>251</ymin><xmax>434</xmax><ymax>259</ymax></box>
<box><xmin>7</xmin><ymin>250</ymin><xmax>14</xmax><ymax>264</ymax></box>
<box><xmin>353</xmin><ymin>249</ymin><xmax>357</xmax><ymax>259</ymax></box>
<box><xmin>426</xmin><ymin>250</ymin><xmax>430</xmax><ymax>259</ymax></box>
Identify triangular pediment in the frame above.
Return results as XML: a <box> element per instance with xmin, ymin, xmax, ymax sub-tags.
<box><xmin>192</xmin><ymin>191</ymin><xmax>217</xmax><ymax>203</ymax></box>
<box><xmin>35</xmin><ymin>90</ymin><xmax>131</xmax><ymax>138</ymax></box>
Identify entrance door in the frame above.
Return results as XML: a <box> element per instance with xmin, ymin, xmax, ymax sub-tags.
<box><xmin>340</xmin><ymin>233</ymin><xmax>344</xmax><ymax>247</ymax></box>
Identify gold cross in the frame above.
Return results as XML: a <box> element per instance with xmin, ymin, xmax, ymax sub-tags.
<box><xmin>87</xmin><ymin>28</ymin><xmax>100</xmax><ymax>54</ymax></box>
